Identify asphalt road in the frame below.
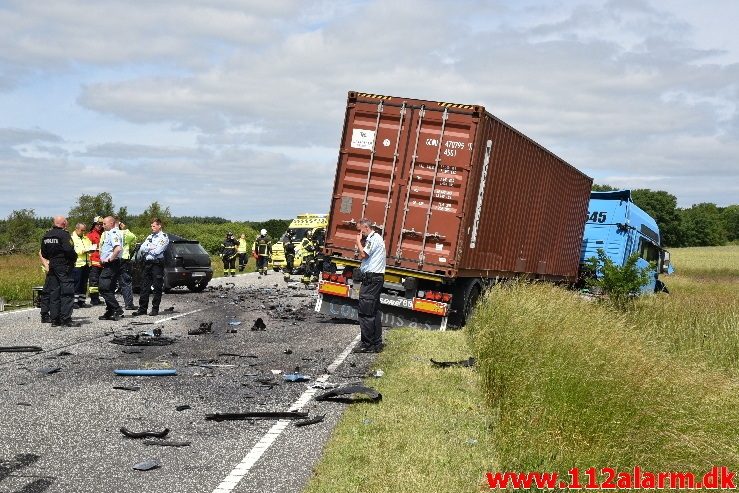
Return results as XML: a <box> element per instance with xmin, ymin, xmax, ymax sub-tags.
<box><xmin>0</xmin><ymin>272</ymin><xmax>374</xmax><ymax>493</ymax></box>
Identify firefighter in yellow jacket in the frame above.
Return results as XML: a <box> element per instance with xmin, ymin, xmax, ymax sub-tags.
<box><xmin>71</xmin><ymin>222</ymin><xmax>93</xmax><ymax>308</ymax></box>
<box><xmin>252</xmin><ymin>229</ymin><xmax>272</xmax><ymax>276</ymax></box>
<box><xmin>300</xmin><ymin>230</ymin><xmax>318</xmax><ymax>286</ymax></box>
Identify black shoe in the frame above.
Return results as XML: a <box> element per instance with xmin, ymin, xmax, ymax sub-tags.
<box><xmin>41</xmin><ymin>315</ymin><xmax>52</xmax><ymax>323</ymax></box>
<box><xmin>59</xmin><ymin>320</ymin><xmax>82</xmax><ymax>327</ymax></box>
<box><xmin>125</xmin><ymin>305</ymin><xmax>138</xmax><ymax>311</ymax></box>
<box><xmin>352</xmin><ymin>344</ymin><xmax>373</xmax><ymax>354</ymax></box>
<box><xmin>50</xmin><ymin>319</ymin><xmax>61</xmax><ymax>327</ymax></box>
<box><xmin>148</xmin><ymin>310</ymin><xmax>159</xmax><ymax>316</ymax></box>
<box><xmin>98</xmin><ymin>312</ymin><xmax>113</xmax><ymax>320</ymax></box>
<box><xmin>370</xmin><ymin>343</ymin><xmax>385</xmax><ymax>353</ymax></box>
<box><xmin>76</xmin><ymin>303</ymin><xmax>91</xmax><ymax>308</ymax></box>
<box><xmin>90</xmin><ymin>299</ymin><xmax>103</xmax><ymax>306</ymax></box>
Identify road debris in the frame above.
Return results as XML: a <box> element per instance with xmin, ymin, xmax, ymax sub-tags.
<box><xmin>37</xmin><ymin>366</ymin><xmax>61</xmax><ymax>375</ymax></box>
<box><xmin>142</xmin><ymin>440</ymin><xmax>191</xmax><ymax>447</ymax></box>
<box><xmin>315</xmin><ymin>385</ymin><xmax>382</xmax><ymax>403</ymax></box>
<box><xmin>175</xmin><ymin>405</ymin><xmax>191</xmax><ymax>412</ymax></box>
<box><xmin>251</xmin><ymin>317</ymin><xmax>267</xmax><ymax>331</ymax></box>
<box><xmin>372</xmin><ymin>369</ymin><xmax>384</xmax><ymax>378</ymax></box>
<box><xmin>111</xmin><ymin>334</ymin><xmax>176</xmax><ymax>346</ymax></box>
<box><xmin>1</xmin><ymin>346</ymin><xmax>42</xmax><ymax>353</ymax></box>
<box><xmin>188</xmin><ymin>321</ymin><xmax>213</xmax><ymax>335</ymax></box>
<box><xmin>294</xmin><ymin>414</ymin><xmax>325</xmax><ymax>427</ymax></box>
<box><xmin>430</xmin><ymin>357</ymin><xmax>475</xmax><ymax>368</ymax></box>
<box><xmin>113</xmin><ymin>386</ymin><xmax>141</xmax><ymax>392</ymax></box>
<box><xmin>120</xmin><ymin>427</ymin><xmax>170</xmax><ymax>439</ymax></box>
<box><xmin>283</xmin><ymin>372</ymin><xmax>310</xmax><ymax>382</ymax></box>
<box><xmin>114</xmin><ymin>369</ymin><xmax>177</xmax><ymax>376</ymax></box>
<box><xmin>205</xmin><ymin>411</ymin><xmax>309</xmax><ymax>422</ymax></box>
<box><xmin>283</xmin><ymin>348</ymin><xmax>293</xmax><ymax>355</ymax></box>
<box><xmin>132</xmin><ymin>458</ymin><xmax>160</xmax><ymax>471</ymax></box>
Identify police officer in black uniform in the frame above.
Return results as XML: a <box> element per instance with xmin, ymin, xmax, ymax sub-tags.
<box><xmin>40</xmin><ymin>216</ymin><xmax>80</xmax><ymax>327</ymax></box>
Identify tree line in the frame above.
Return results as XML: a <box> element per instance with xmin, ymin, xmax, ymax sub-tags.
<box><xmin>1</xmin><ymin>189</ymin><xmax>736</xmax><ymax>255</ymax></box>
<box><xmin>0</xmin><ymin>193</ymin><xmax>290</xmax><ymax>256</ymax></box>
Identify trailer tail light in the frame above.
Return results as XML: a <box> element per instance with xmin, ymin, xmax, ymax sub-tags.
<box><xmin>318</xmin><ymin>280</ymin><xmax>350</xmax><ymax>298</ymax></box>
<box><xmin>412</xmin><ymin>298</ymin><xmax>448</xmax><ymax>316</ymax></box>
<box><xmin>336</xmin><ymin>275</ymin><xmax>346</xmax><ymax>284</ymax></box>
<box><xmin>441</xmin><ymin>293</ymin><xmax>452</xmax><ymax>303</ymax></box>
<box><xmin>322</xmin><ymin>272</ymin><xmax>331</xmax><ymax>280</ymax></box>
<box><xmin>343</xmin><ymin>269</ymin><xmax>353</xmax><ymax>279</ymax></box>
<box><xmin>329</xmin><ymin>274</ymin><xmax>338</xmax><ymax>282</ymax></box>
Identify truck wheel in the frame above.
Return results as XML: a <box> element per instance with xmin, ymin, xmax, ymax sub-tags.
<box><xmin>450</xmin><ymin>279</ymin><xmax>483</xmax><ymax>327</ymax></box>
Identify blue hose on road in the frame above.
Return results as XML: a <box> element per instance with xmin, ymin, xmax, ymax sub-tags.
<box><xmin>114</xmin><ymin>369</ymin><xmax>177</xmax><ymax>376</ymax></box>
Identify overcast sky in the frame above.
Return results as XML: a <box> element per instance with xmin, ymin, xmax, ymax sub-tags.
<box><xmin>1</xmin><ymin>0</ymin><xmax>737</xmax><ymax>220</ymax></box>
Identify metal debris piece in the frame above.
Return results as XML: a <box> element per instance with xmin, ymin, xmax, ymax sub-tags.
<box><xmin>120</xmin><ymin>427</ymin><xmax>170</xmax><ymax>439</ymax></box>
<box><xmin>294</xmin><ymin>414</ymin><xmax>325</xmax><ymax>427</ymax></box>
<box><xmin>205</xmin><ymin>411</ymin><xmax>309</xmax><ymax>422</ymax></box>
<box><xmin>283</xmin><ymin>372</ymin><xmax>310</xmax><ymax>383</ymax></box>
<box><xmin>251</xmin><ymin>317</ymin><xmax>266</xmax><ymax>331</ymax></box>
<box><xmin>132</xmin><ymin>458</ymin><xmax>160</xmax><ymax>471</ymax></box>
<box><xmin>37</xmin><ymin>366</ymin><xmax>61</xmax><ymax>375</ymax></box>
<box><xmin>113</xmin><ymin>386</ymin><xmax>141</xmax><ymax>392</ymax></box>
<box><xmin>111</xmin><ymin>334</ymin><xmax>175</xmax><ymax>346</ymax></box>
<box><xmin>315</xmin><ymin>385</ymin><xmax>382</xmax><ymax>403</ymax></box>
<box><xmin>142</xmin><ymin>440</ymin><xmax>191</xmax><ymax>447</ymax></box>
<box><xmin>188</xmin><ymin>322</ymin><xmax>212</xmax><ymax>335</ymax></box>
<box><xmin>430</xmin><ymin>357</ymin><xmax>475</xmax><ymax>368</ymax></box>
<box><xmin>17</xmin><ymin>402</ymin><xmax>32</xmax><ymax>406</ymax></box>
<box><xmin>227</xmin><ymin>320</ymin><xmax>241</xmax><ymax>326</ymax></box>
<box><xmin>175</xmin><ymin>405</ymin><xmax>191</xmax><ymax>412</ymax></box>
<box><xmin>1</xmin><ymin>346</ymin><xmax>42</xmax><ymax>353</ymax></box>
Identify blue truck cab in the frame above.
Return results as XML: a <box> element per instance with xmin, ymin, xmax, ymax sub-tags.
<box><xmin>580</xmin><ymin>190</ymin><xmax>671</xmax><ymax>293</ymax></box>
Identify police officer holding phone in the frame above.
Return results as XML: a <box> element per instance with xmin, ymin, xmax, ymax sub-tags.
<box><xmin>135</xmin><ymin>218</ymin><xmax>169</xmax><ymax>317</ymax></box>
<box><xmin>352</xmin><ymin>218</ymin><xmax>386</xmax><ymax>353</ymax></box>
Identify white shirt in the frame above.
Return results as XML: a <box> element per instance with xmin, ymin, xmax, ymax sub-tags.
<box><xmin>360</xmin><ymin>231</ymin><xmax>386</xmax><ymax>274</ymax></box>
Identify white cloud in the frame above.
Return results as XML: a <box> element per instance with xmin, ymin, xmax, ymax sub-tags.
<box><xmin>0</xmin><ymin>0</ymin><xmax>737</xmax><ymax>220</ymax></box>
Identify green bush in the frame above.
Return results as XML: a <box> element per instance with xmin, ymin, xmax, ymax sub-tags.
<box><xmin>585</xmin><ymin>249</ymin><xmax>650</xmax><ymax>310</ymax></box>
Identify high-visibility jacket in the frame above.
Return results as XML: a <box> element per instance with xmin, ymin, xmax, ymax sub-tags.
<box><xmin>87</xmin><ymin>228</ymin><xmax>102</xmax><ymax>268</ymax></box>
<box><xmin>71</xmin><ymin>231</ymin><xmax>92</xmax><ymax>268</ymax></box>
<box><xmin>120</xmin><ymin>229</ymin><xmax>137</xmax><ymax>260</ymax></box>
<box><xmin>236</xmin><ymin>238</ymin><xmax>248</xmax><ymax>254</ymax></box>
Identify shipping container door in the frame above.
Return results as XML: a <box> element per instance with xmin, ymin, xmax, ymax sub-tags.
<box><xmin>327</xmin><ymin>99</ymin><xmax>411</xmax><ymax>256</ymax></box>
<box><xmin>388</xmin><ymin>106</ymin><xmax>477</xmax><ymax>274</ymax></box>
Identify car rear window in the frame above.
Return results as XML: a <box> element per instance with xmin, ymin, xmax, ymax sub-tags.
<box><xmin>171</xmin><ymin>243</ymin><xmax>208</xmax><ymax>255</ymax></box>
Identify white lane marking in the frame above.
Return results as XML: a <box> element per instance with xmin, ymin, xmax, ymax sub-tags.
<box><xmin>212</xmin><ymin>332</ymin><xmax>361</xmax><ymax>493</ymax></box>
<box><xmin>0</xmin><ymin>307</ymin><xmax>37</xmax><ymax>317</ymax></box>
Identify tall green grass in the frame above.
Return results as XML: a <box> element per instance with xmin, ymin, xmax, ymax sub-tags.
<box><xmin>467</xmin><ymin>282</ymin><xmax>739</xmax><ymax>474</ymax></box>
<box><xmin>0</xmin><ymin>254</ymin><xmax>44</xmax><ymax>305</ymax></box>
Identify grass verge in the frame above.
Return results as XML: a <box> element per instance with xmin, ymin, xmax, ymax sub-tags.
<box><xmin>305</xmin><ymin>328</ymin><xmax>497</xmax><ymax>493</ymax></box>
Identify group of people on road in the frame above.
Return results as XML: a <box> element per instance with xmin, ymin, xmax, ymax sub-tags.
<box><xmin>219</xmin><ymin>229</ymin><xmax>274</xmax><ymax>277</ymax></box>
<box><xmin>39</xmin><ymin>215</ymin><xmax>170</xmax><ymax>326</ymax></box>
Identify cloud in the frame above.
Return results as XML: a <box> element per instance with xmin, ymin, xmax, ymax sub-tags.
<box><xmin>0</xmin><ymin>0</ymin><xmax>737</xmax><ymax>220</ymax></box>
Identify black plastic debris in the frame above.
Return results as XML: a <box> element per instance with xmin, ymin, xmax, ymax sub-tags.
<box><xmin>113</xmin><ymin>386</ymin><xmax>141</xmax><ymax>392</ymax></box>
<box><xmin>218</xmin><ymin>353</ymin><xmax>257</xmax><ymax>358</ymax></box>
<box><xmin>37</xmin><ymin>366</ymin><xmax>61</xmax><ymax>375</ymax></box>
<box><xmin>205</xmin><ymin>411</ymin><xmax>309</xmax><ymax>422</ymax></box>
<box><xmin>430</xmin><ymin>357</ymin><xmax>475</xmax><ymax>368</ymax></box>
<box><xmin>164</xmin><ymin>306</ymin><xmax>175</xmax><ymax>312</ymax></box>
<box><xmin>122</xmin><ymin>349</ymin><xmax>143</xmax><ymax>354</ymax></box>
<box><xmin>294</xmin><ymin>414</ymin><xmax>325</xmax><ymax>427</ymax></box>
<box><xmin>283</xmin><ymin>348</ymin><xmax>293</xmax><ymax>355</ymax></box>
<box><xmin>142</xmin><ymin>440</ymin><xmax>191</xmax><ymax>447</ymax></box>
<box><xmin>58</xmin><ymin>351</ymin><xmax>73</xmax><ymax>357</ymax></box>
<box><xmin>175</xmin><ymin>405</ymin><xmax>191</xmax><ymax>412</ymax></box>
<box><xmin>0</xmin><ymin>346</ymin><xmax>42</xmax><ymax>353</ymax></box>
<box><xmin>120</xmin><ymin>427</ymin><xmax>170</xmax><ymax>439</ymax></box>
<box><xmin>111</xmin><ymin>334</ymin><xmax>175</xmax><ymax>346</ymax></box>
<box><xmin>315</xmin><ymin>385</ymin><xmax>382</xmax><ymax>403</ymax></box>
<box><xmin>17</xmin><ymin>402</ymin><xmax>32</xmax><ymax>406</ymax></box>
<box><xmin>132</xmin><ymin>458</ymin><xmax>160</xmax><ymax>471</ymax></box>
<box><xmin>188</xmin><ymin>322</ymin><xmax>212</xmax><ymax>335</ymax></box>
<box><xmin>251</xmin><ymin>317</ymin><xmax>266</xmax><ymax>331</ymax></box>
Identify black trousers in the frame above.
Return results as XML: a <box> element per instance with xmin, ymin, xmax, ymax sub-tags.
<box><xmin>285</xmin><ymin>253</ymin><xmax>295</xmax><ymax>274</ymax></box>
<box><xmin>223</xmin><ymin>255</ymin><xmax>236</xmax><ymax>273</ymax></box>
<box><xmin>118</xmin><ymin>260</ymin><xmax>134</xmax><ymax>307</ymax></box>
<box><xmin>237</xmin><ymin>253</ymin><xmax>247</xmax><ymax>271</ymax></box>
<box><xmin>358</xmin><ymin>273</ymin><xmax>384</xmax><ymax>347</ymax></box>
<box><xmin>88</xmin><ymin>265</ymin><xmax>102</xmax><ymax>302</ymax></box>
<box><xmin>139</xmin><ymin>261</ymin><xmax>164</xmax><ymax>311</ymax></box>
<box><xmin>99</xmin><ymin>259</ymin><xmax>122</xmax><ymax>312</ymax></box>
<box><xmin>72</xmin><ymin>265</ymin><xmax>90</xmax><ymax>304</ymax></box>
<box><xmin>256</xmin><ymin>255</ymin><xmax>269</xmax><ymax>272</ymax></box>
<box><xmin>44</xmin><ymin>263</ymin><xmax>75</xmax><ymax>322</ymax></box>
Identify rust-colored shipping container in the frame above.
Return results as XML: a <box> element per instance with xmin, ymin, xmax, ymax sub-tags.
<box><xmin>318</xmin><ymin>91</ymin><xmax>592</xmax><ymax>328</ymax></box>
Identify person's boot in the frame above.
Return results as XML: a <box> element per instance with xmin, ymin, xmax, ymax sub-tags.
<box><xmin>90</xmin><ymin>296</ymin><xmax>103</xmax><ymax>306</ymax></box>
<box><xmin>148</xmin><ymin>309</ymin><xmax>159</xmax><ymax>316</ymax></box>
<box><xmin>59</xmin><ymin>319</ymin><xmax>82</xmax><ymax>328</ymax></box>
<box><xmin>41</xmin><ymin>314</ymin><xmax>52</xmax><ymax>323</ymax></box>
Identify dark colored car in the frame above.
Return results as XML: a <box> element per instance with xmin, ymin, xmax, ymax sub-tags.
<box><xmin>132</xmin><ymin>234</ymin><xmax>213</xmax><ymax>293</ymax></box>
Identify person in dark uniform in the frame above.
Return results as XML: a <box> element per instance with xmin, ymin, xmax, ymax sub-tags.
<box><xmin>40</xmin><ymin>216</ymin><xmax>80</xmax><ymax>327</ymax></box>
<box><xmin>221</xmin><ymin>232</ymin><xmax>239</xmax><ymax>277</ymax></box>
<box><xmin>135</xmin><ymin>218</ymin><xmax>170</xmax><ymax>317</ymax></box>
<box><xmin>282</xmin><ymin>230</ymin><xmax>296</xmax><ymax>282</ymax></box>
<box><xmin>253</xmin><ymin>229</ymin><xmax>272</xmax><ymax>276</ymax></box>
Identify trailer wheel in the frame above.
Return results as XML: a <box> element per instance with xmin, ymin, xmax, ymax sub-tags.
<box><xmin>450</xmin><ymin>279</ymin><xmax>483</xmax><ymax>327</ymax></box>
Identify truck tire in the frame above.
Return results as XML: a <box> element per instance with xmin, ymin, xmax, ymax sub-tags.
<box><xmin>450</xmin><ymin>278</ymin><xmax>483</xmax><ymax>328</ymax></box>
